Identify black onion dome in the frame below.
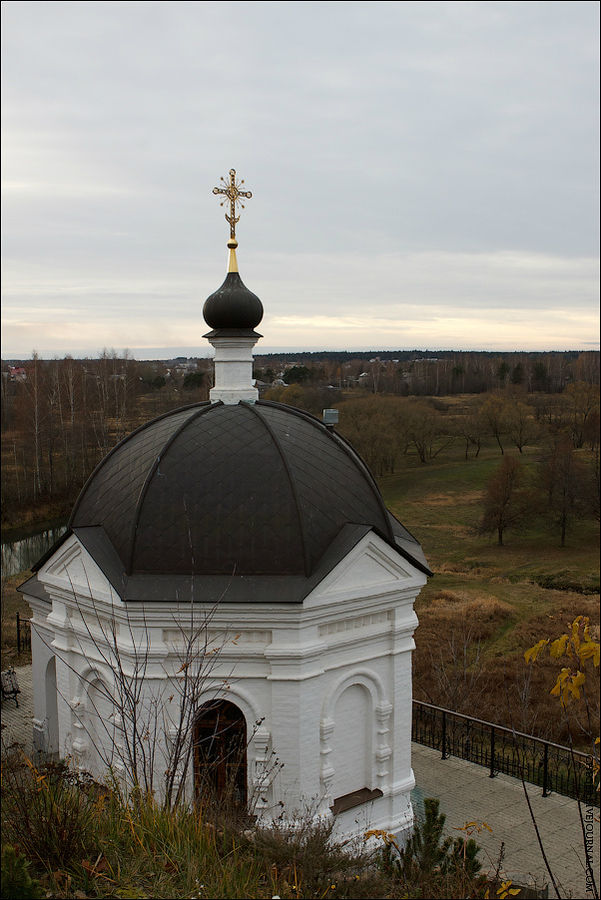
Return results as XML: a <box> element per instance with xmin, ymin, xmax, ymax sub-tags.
<box><xmin>68</xmin><ymin>401</ymin><xmax>409</xmax><ymax>579</ymax></box>
<box><xmin>203</xmin><ymin>272</ymin><xmax>263</xmax><ymax>332</ymax></box>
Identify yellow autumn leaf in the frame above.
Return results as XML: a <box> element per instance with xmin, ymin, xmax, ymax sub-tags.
<box><xmin>551</xmin><ymin>668</ymin><xmax>571</xmax><ymax>702</ymax></box>
<box><xmin>364</xmin><ymin>829</ymin><xmax>399</xmax><ymax>850</ymax></box>
<box><xmin>578</xmin><ymin>641</ymin><xmax>600</xmax><ymax>666</ymax></box>
<box><xmin>525</xmin><ymin>639</ymin><xmax>549</xmax><ymax>664</ymax></box>
<box><xmin>455</xmin><ymin>819</ymin><xmax>493</xmax><ymax>839</ymax></box>
<box><xmin>571</xmin><ymin>617</ymin><xmax>583</xmax><ymax>651</ymax></box>
<box><xmin>568</xmin><ymin>671</ymin><xmax>586</xmax><ymax>700</ymax></box>
<box><xmin>497</xmin><ymin>879</ymin><xmax>522</xmax><ymax>899</ymax></box>
<box><xmin>550</xmin><ymin>668</ymin><xmax>569</xmax><ymax>694</ymax></box>
<box><xmin>550</xmin><ymin>634</ymin><xmax>569</xmax><ymax>658</ymax></box>
<box><xmin>550</xmin><ymin>668</ymin><xmax>587</xmax><ymax>703</ymax></box>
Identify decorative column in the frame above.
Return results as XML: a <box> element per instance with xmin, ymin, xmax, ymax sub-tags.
<box><xmin>319</xmin><ymin>717</ymin><xmax>336</xmax><ymax>813</ymax></box>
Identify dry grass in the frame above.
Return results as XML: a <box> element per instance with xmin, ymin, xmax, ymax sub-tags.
<box><xmin>0</xmin><ymin>752</ymin><xmax>406</xmax><ymax>900</ymax></box>
<box><xmin>1</xmin><ymin>501</ymin><xmax>71</xmax><ymax>538</ymax></box>
<box><xmin>413</xmin><ymin>590</ymin><xmax>599</xmax><ymax>745</ymax></box>
<box><xmin>423</xmin><ymin>491</ymin><xmax>484</xmax><ymax>507</ymax></box>
<box><xmin>1</xmin><ymin>573</ymin><xmax>32</xmax><ymax>666</ymax></box>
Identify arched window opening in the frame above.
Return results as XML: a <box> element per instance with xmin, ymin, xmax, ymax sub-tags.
<box><xmin>193</xmin><ymin>700</ymin><xmax>247</xmax><ymax>807</ymax></box>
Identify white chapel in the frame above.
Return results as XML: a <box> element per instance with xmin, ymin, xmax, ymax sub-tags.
<box><xmin>20</xmin><ymin>170</ymin><xmax>430</xmax><ymax>842</ymax></box>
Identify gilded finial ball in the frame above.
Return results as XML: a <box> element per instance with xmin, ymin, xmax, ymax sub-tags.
<box><xmin>227</xmin><ymin>238</ymin><xmax>238</xmax><ymax>249</ymax></box>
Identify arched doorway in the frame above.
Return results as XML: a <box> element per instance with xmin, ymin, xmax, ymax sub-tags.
<box><xmin>193</xmin><ymin>700</ymin><xmax>247</xmax><ymax>806</ymax></box>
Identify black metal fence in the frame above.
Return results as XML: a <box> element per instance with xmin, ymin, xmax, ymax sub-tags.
<box><xmin>15</xmin><ymin>613</ymin><xmax>31</xmax><ymax>654</ymax></box>
<box><xmin>412</xmin><ymin>700</ymin><xmax>599</xmax><ymax>807</ymax></box>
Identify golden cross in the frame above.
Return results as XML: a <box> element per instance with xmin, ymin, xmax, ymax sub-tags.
<box><xmin>212</xmin><ymin>168</ymin><xmax>252</xmax><ymax>241</ymax></box>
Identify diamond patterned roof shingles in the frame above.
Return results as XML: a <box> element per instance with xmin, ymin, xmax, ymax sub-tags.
<box><xmin>69</xmin><ymin>400</ymin><xmax>399</xmax><ymax>579</ymax></box>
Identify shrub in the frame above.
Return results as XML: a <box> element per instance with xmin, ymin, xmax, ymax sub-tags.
<box><xmin>375</xmin><ymin>798</ymin><xmax>487</xmax><ymax>899</ymax></box>
<box><xmin>1</xmin><ymin>753</ymin><xmax>98</xmax><ymax>868</ymax></box>
<box><xmin>248</xmin><ymin>812</ymin><xmax>388</xmax><ymax>899</ymax></box>
<box><xmin>0</xmin><ymin>845</ymin><xmax>43</xmax><ymax>899</ymax></box>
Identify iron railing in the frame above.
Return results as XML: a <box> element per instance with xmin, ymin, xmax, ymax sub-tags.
<box><xmin>412</xmin><ymin>700</ymin><xmax>598</xmax><ymax>807</ymax></box>
<box><xmin>16</xmin><ymin>613</ymin><xmax>31</xmax><ymax>654</ymax></box>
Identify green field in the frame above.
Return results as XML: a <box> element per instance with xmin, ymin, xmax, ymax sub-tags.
<box><xmin>379</xmin><ymin>441</ymin><xmax>599</xmax><ymax>742</ymax></box>
<box><xmin>380</xmin><ymin>442</ymin><xmax>599</xmax><ymax>609</ymax></box>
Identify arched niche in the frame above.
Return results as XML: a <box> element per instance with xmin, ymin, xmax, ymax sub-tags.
<box><xmin>44</xmin><ymin>656</ymin><xmax>59</xmax><ymax>754</ymax></box>
<box><xmin>193</xmin><ymin>699</ymin><xmax>247</xmax><ymax>807</ymax></box>
<box><xmin>322</xmin><ymin>674</ymin><xmax>385</xmax><ymax>815</ymax></box>
<box><xmin>331</xmin><ymin>682</ymin><xmax>371</xmax><ymax>799</ymax></box>
<box><xmin>86</xmin><ymin>675</ymin><xmax>115</xmax><ymax>771</ymax></box>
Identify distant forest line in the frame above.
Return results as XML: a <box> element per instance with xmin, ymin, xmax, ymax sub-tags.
<box><xmin>255</xmin><ymin>348</ymin><xmax>595</xmax><ymax>362</ymax></box>
<box><xmin>1</xmin><ymin>349</ymin><xmax>599</xmax><ymax>534</ymax></box>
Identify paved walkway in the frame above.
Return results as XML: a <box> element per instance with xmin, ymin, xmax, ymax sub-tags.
<box><xmin>1</xmin><ymin>663</ymin><xmax>34</xmax><ymax>753</ymax></box>
<box><xmin>2</xmin><ymin>668</ymin><xmax>599</xmax><ymax>897</ymax></box>
<box><xmin>412</xmin><ymin>742</ymin><xmax>599</xmax><ymax>898</ymax></box>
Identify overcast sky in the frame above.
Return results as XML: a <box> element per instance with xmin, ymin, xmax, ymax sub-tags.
<box><xmin>2</xmin><ymin>0</ymin><xmax>599</xmax><ymax>359</ymax></box>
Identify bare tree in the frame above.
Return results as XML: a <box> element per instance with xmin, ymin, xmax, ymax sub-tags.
<box><xmin>480</xmin><ymin>394</ymin><xmax>509</xmax><ymax>455</ymax></box>
<box><xmin>423</xmin><ymin>621</ymin><xmax>486</xmax><ymax>713</ymax></box>
<box><xmin>541</xmin><ymin>436</ymin><xmax>587</xmax><ymax>546</ymax></box>
<box><xmin>404</xmin><ymin>402</ymin><xmax>454</xmax><ymax>464</ymax></box>
<box><xmin>23</xmin><ymin>351</ymin><xmax>44</xmax><ymax>499</ymax></box>
<box><xmin>453</xmin><ymin>406</ymin><xmax>484</xmax><ymax>460</ymax></box>
<box><xmin>563</xmin><ymin>382</ymin><xmax>600</xmax><ymax>449</ymax></box>
<box><xmin>480</xmin><ymin>455</ymin><xmax>528</xmax><ymax>545</ymax></box>
<box><xmin>504</xmin><ymin>398</ymin><xmax>539</xmax><ymax>454</ymax></box>
<box><xmin>34</xmin><ymin>570</ymin><xmax>240</xmax><ymax>810</ymax></box>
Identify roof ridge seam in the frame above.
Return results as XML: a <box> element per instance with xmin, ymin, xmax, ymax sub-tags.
<box><xmin>242</xmin><ymin>402</ymin><xmax>312</xmax><ymax>577</ymax></box>
<box><xmin>69</xmin><ymin>401</ymin><xmax>212</xmax><ymax>526</ymax></box>
<box><xmin>387</xmin><ymin>509</ymin><xmax>421</xmax><ymax>546</ymax></box>
<box><xmin>257</xmin><ymin>399</ymin><xmax>394</xmax><ymax>546</ymax></box>
<box><xmin>125</xmin><ymin>402</ymin><xmax>220</xmax><ymax>576</ymax></box>
<box><xmin>321</xmin><ymin>424</ymin><xmax>396</xmax><ymax>546</ymax></box>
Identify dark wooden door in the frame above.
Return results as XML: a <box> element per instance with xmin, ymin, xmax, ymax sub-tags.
<box><xmin>193</xmin><ymin>700</ymin><xmax>247</xmax><ymax>805</ymax></box>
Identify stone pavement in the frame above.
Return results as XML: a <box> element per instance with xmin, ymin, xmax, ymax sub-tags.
<box><xmin>1</xmin><ymin>663</ymin><xmax>34</xmax><ymax>754</ymax></box>
<box><xmin>412</xmin><ymin>741</ymin><xmax>599</xmax><ymax>898</ymax></box>
<box><xmin>2</xmin><ymin>667</ymin><xmax>598</xmax><ymax>898</ymax></box>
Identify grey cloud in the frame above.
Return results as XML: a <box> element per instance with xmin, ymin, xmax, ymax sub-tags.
<box><xmin>1</xmin><ymin>1</ymin><xmax>598</xmax><ymax>357</ymax></box>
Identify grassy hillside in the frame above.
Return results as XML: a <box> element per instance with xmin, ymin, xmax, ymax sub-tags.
<box><xmin>380</xmin><ymin>442</ymin><xmax>600</xmax><ymax>743</ymax></box>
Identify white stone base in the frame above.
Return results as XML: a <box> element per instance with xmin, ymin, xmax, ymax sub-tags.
<box><xmin>209</xmin><ymin>386</ymin><xmax>258</xmax><ymax>404</ymax></box>
<box><xmin>207</xmin><ymin>334</ymin><xmax>259</xmax><ymax>405</ymax></box>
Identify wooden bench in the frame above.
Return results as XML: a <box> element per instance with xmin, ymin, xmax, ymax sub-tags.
<box><xmin>1</xmin><ymin>667</ymin><xmax>21</xmax><ymax>707</ymax></box>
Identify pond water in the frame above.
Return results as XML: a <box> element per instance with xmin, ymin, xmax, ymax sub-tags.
<box><xmin>1</xmin><ymin>527</ymin><xmax>68</xmax><ymax>578</ymax></box>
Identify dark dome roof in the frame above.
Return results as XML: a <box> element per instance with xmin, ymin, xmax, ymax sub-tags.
<box><xmin>68</xmin><ymin>400</ymin><xmax>411</xmax><ymax>579</ymax></box>
<box><xmin>203</xmin><ymin>272</ymin><xmax>263</xmax><ymax>332</ymax></box>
